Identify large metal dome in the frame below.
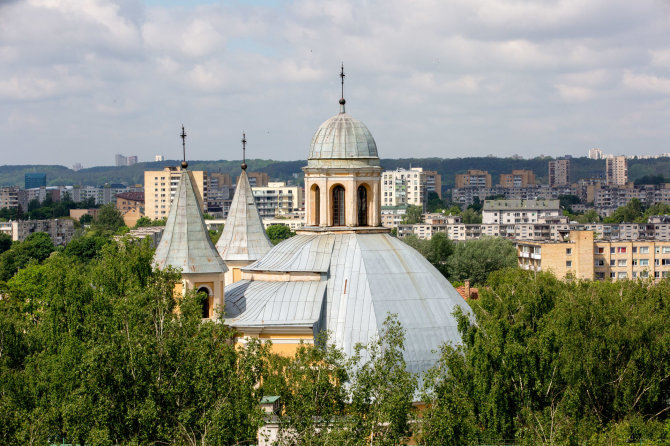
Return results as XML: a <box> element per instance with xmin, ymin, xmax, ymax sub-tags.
<box><xmin>308</xmin><ymin>105</ymin><xmax>379</xmax><ymax>163</ymax></box>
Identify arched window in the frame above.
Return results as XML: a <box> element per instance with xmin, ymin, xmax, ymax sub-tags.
<box><xmin>332</xmin><ymin>185</ymin><xmax>345</xmax><ymax>226</ymax></box>
<box><xmin>357</xmin><ymin>185</ymin><xmax>368</xmax><ymax>226</ymax></box>
<box><xmin>312</xmin><ymin>185</ymin><xmax>320</xmax><ymax>226</ymax></box>
<box><xmin>197</xmin><ymin>287</ymin><xmax>210</xmax><ymax>318</ymax></box>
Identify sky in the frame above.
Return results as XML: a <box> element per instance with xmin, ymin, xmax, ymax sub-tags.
<box><xmin>1</xmin><ymin>0</ymin><xmax>670</xmax><ymax>167</ymax></box>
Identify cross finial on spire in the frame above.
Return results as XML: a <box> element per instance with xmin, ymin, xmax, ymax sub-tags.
<box><xmin>180</xmin><ymin>125</ymin><xmax>188</xmax><ymax>169</ymax></box>
<box><xmin>339</xmin><ymin>63</ymin><xmax>346</xmax><ymax>113</ymax></box>
<box><xmin>241</xmin><ymin>132</ymin><xmax>247</xmax><ymax>171</ymax></box>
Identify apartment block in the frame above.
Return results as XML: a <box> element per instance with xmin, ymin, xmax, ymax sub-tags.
<box><xmin>381</xmin><ymin>167</ymin><xmax>441</xmax><ymax>208</ymax></box>
<box><xmin>25</xmin><ymin>173</ymin><xmax>46</xmax><ymax>189</ymax></box>
<box><xmin>11</xmin><ymin>219</ymin><xmax>75</xmax><ymax>245</ymax></box>
<box><xmin>517</xmin><ymin>230</ymin><xmax>670</xmax><ymax>281</ymax></box>
<box><xmin>548</xmin><ymin>159</ymin><xmax>570</xmax><ymax>186</ymax></box>
<box><xmin>0</xmin><ymin>187</ymin><xmax>19</xmax><ymax>209</ymax></box>
<box><xmin>499</xmin><ymin>170</ymin><xmax>536</xmax><ymax>188</ymax></box>
<box><xmin>482</xmin><ymin>199</ymin><xmax>561</xmax><ymax>224</ymax></box>
<box><xmin>144</xmin><ymin>167</ymin><xmax>207</xmax><ymax>220</ymax></box>
<box><xmin>455</xmin><ymin>170</ymin><xmax>491</xmax><ymax>188</ymax></box>
<box><xmin>606</xmin><ymin>155</ymin><xmax>628</xmax><ymax>186</ymax></box>
<box><xmin>245</xmin><ymin>172</ymin><xmax>269</xmax><ymax>187</ymax></box>
<box><xmin>252</xmin><ymin>182</ymin><xmax>304</xmax><ymax>218</ymax></box>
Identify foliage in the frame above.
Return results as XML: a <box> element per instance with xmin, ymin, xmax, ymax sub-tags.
<box><xmin>604</xmin><ymin>198</ymin><xmax>644</xmax><ymax>223</ymax></box>
<box><xmin>133</xmin><ymin>216</ymin><xmax>167</xmax><ymax>228</ymax></box>
<box><xmin>574</xmin><ymin>209</ymin><xmax>601</xmax><ymax>223</ymax></box>
<box><xmin>264</xmin><ymin>315</ymin><xmax>417</xmax><ymax>446</ymax></box>
<box><xmin>62</xmin><ymin>233</ymin><xmax>111</xmax><ymax>262</ymax></box>
<box><xmin>0</xmin><ymin>233</ymin><xmax>11</xmax><ymax>254</ymax></box>
<box><xmin>208</xmin><ymin>226</ymin><xmax>223</xmax><ymax>245</ymax></box>
<box><xmin>447</xmin><ymin>237</ymin><xmax>517</xmax><ymax>285</ymax></box>
<box><xmin>420</xmin><ymin>269</ymin><xmax>670</xmax><ymax>445</ymax></box>
<box><xmin>558</xmin><ymin>194</ymin><xmax>581</xmax><ymax>212</ymax></box>
<box><xmin>425</xmin><ymin>191</ymin><xmax>445</xmax><ymax>213</ymax></box>
<box><xmin>467</xmin><ymin>197</ymin><xmax>483</xmax><ymax>213</ymax></box>
<box><xmin>0</xmin><ymin>239</ymin><xmax>266</xmax><ymax>445</ymax></box>
<box><xmin>266</xmin><ymin>224</ymin><xmax>295</xmax><ymax>245</ymax></box>
<box><xmin>91</xmin><ymin>203</ymin><xmax>126</xmax><ymax>233</ymax></box>
<box><xmin>401</xmin><ymin>205</ymin><xmax>423</xmax><ymax>224</ymax></box>
<box><xmin>0</xmin><ymin>232</ymin><xmax>55</xmax><ymax>281</ymax></box>
<box><xmin>460</xmin><ymin>208</ymin><xmax>482</xmax><ymax>224</ymax></box>
<box><xmin>78</xmin><ymin>213</ymin><xmax>93</xmax><ymax>224</ymax></box>
<box><xmin>634</xmin><ymin>174</ymin><xmax>669</xmax><ymax>185</ymax></box>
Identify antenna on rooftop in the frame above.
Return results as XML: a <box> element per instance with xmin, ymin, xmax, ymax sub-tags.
<box><xmin>180</xmin><ymin>125</ymin><xmax>188</xmax><ymax>169</ymax></box>
<box><xmin>339</xmin><ymin>63</ymin><xmax>346</xmax><ymax>112</ymax></box>
<box><xmin>241</xmin><ymin>132</ymin><xmax>247</xmax><ymax>171</ymax></box>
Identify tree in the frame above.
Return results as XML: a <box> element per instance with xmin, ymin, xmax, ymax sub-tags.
<box><xmin>91</xmin><ymin>203</ymin><xmax>125</xmax><ymax>232</ymax></box>
<box><xmin>0</xmin><ymin>232</ymin><xmax>55</xmax><ymax>281</ymax></box>
<box><xmin>0</xmin><ymin>233</ymin><xmax>11</xmax><ymax>254</ymax></box>
<box><xmin>558</xmin><ymin>194</ymin><xmax>581</xmax><ymax>212</ymax></box>
<box><xmin>425</xmin><ymin>192</ymin><xmax>445</xmax><ymax>213</ymax></box>
<box><xmin>133</xmin><ymin>216</ymin><xmax>166</xmax><ymax>228</ymax></box>
<box><xmin>603</xmin><ymin>198</ymin><xmax>644</xmax><ymax>223</ymax></box>
<box><xmin>266</xmin><ymin>224</ymin><xmax>295</xmax><ymax>245</ymax></box>
<box><xmin>460</xmin><ymin>208</ymin><xmax>481</xmax><ymax>224</ymax></box>
<box><xmin>62</xmin><ymin>234</ymin><xmax>110</xmax><ymax>262</ymax></box>
<box><xmin>447</xmin><ymin>237</ymin><xmax>516</xmax><ymax>285</ymax></box>
<box><xmin>420</xmin><ymin>269</ymin><xmax>670</xmax><ymax>445</ymax></box>
<box><xmin>575</xmin><ymin>209</ymin><xmax>601</xmax><ymax>223</ymax></box>
<box><xmin>79</xmin><ymin>213</ymin><xmax>93</xmax><ymax>224</ymax></box>
<box><xmin>402</xmin><ymin>205</ymin><xmax>423</xmax><ymax>224</ymax></box>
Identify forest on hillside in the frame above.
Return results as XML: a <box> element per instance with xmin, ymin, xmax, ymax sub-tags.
<box><xmin>4</xmin><ymin>156</ymin><xmax>670</xmax><ymax>191</ymax></box>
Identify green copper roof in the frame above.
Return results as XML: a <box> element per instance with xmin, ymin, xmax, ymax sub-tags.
<box><xmin>216</xmin><ymin>169</ymin><xmax>273</xmax><ymax>262</ymax></box>
<box><xmin>154</xmin><ymin>170</ymin><xmax>228</xmax><ymax>274</ymax></box>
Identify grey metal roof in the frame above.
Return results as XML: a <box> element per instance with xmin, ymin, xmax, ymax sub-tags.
<box><xmin>308</xmin><ymin>104</ymin><xmax>379</xmax><ymax>162</ymax></box>
<box><xmin>226</xmin><ymin>231</ymin><xmax>472</xmax><ymax>376</ymax></box>
<box><xmin>215</xmin><ymin>170</ymin><xmax>273</xmax><ymax>262</ymax></box>
<box><xmin>224</xmin><ymin>279</ymin><xmax>326</xmax><ymax>327</ymax></box>
<box><xmin>153</xmin><ymin>171</ymin><xmax>228</xmax><ymax>274</ymax></box>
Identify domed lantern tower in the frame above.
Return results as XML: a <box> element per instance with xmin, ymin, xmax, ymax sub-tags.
<box><xmin>303</xmin><ymin>65</ymin><xmax>382</xmax><ymax>228</ymax></box>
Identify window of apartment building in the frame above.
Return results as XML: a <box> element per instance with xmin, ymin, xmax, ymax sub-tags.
<box><xmin>639</xmin><ymin>259</ymin><xmax>649</xmax><ymax>266</ymax></box>
<box><xmin>632</xmin><ymin>271</ymin><xmax>637</xmax><ymax>278</ymax></box>
<box><xmin>566</xmin><ymin>261</ymin><xmax>572</xmax><ymax>268</ymax></box>
<box><xmin>596</xmin><ymin>272</ymin><xmax>605</xmax><ymax>279</ymax></box>
<box><xmin>610</xmin><ymin>247</ymin><xmax>615</xmax><ymax>254</ymax></box>
<box><xmin>655</xmin><ymin>247</ymin><xmax>661</xmax><ymax>254</ymax></box>
<box><xmin>566</xmin><ymin>248</ymin><xmax>572</xmax><ymax>255</ymax></box>
<box><xmin>597</xmin><ymin>247</ymin><xmax>604</xmax><ymax>254</ymax></box>
<box><xmin>662</xmin><ymin>259</ymin><xmax>670</xmax><ymax>266</ymax></box>
<box><xmin>664</xmin><ymin>271</ymin><xmax>669</xmax><ymax>278</ymax></box>
<box><xmin>640</xmin><ymin>246</ymin><xmax>649</xmax><ymax>254</ymax></box>
<box><xmin>655</xmin><ymin>271</ymin><xmax>660</xmax><ymax>278</ymax></box>
<box><xmin>618</xmin><ymin>272</ymin><xmax>627</xmax><ymax>279</ymax></box>
<box><xmin>610</xmin><ymin>272</ymin><xmax>616</xmax><ymax>278</ymax></box>
<box><xmin>663</xmin><ymin>246</ymin><xmax>670</xmax><ymax>254</ymax></box>
<box><xmin>618</xmin><ymin>259</ymin><xmax>627</xmax><ymax>266</ymax></box>
<box><xmin>641</xmin><ymin>271</ymin><xmax>649</xmax><ymax>278</ymax></box>
<box><xmin>610</xmin><ymin>259</ymin><xmax>615</xmax><ymax>266</ymax></box>
<box><xmin>655</xmin><ymin>259</ymin><xmax>660</xmax><ymax>266</ymax></box>
<box><xmin>632</xmin><ymin>259</ymin><xmax>638</xmax><ymax>266</ymax></box>
<box><xmin>617</xmin><ymin>247</ymin><xmax>627</xmax><ymax>253</ymax></box>
<box><xmin>595</xmin><ymin>259</ymin><xmax>605</xmax><ymax>266</ymax></box>
<box><xmin>632</xmin><ymin>247</ymin><xmax>638</xmax><ymax>253</ymax></box>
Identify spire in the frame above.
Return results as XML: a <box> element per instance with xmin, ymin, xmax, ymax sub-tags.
<box><xmin>216</xmin><ymin>168</ymin><xmax>273</xmax><ymax>262</ymax></box>
<box><xmin>154</xmin><ymin>170</ymin><xmax>227</xmax><ymax>274</ymax></box>
<box><xmin>180</xmin><ymin>124</ymin><xmax>188</xmax><ymax>169</ymax></box>
<box><xmin>339</xmin><ymin>63</ymin><xmax>346</xmax><ymax>113</ymax></box>
<box><xmin>241</xmin><ymin>132</ymin><xmax>247</xmax><ymax>171</ymax></box>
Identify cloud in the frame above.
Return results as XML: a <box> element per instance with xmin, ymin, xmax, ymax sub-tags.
<box><xmin>1</xmin><ymin>0</ymin><xmax>670</xmax><ymax>166</ymax></box>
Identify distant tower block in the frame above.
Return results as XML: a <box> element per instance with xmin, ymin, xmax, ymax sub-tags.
<box><xmin>155</xmin><ymin>155</ymin><xmax>164</xmax><ymax>162</ymax></box>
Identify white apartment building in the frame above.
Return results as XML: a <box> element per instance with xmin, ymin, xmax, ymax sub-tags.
<box><xmin>11</xmin><ymin>219</ymin><xmax>75</xmax><ymax>245</ymax></box>
<box><xmin>0</xmin><ymin>187</ymin><xmax>19</xmax><ymax>209</ymax></box>
<box><xmin>144</xmin><ymin>167</ymin><xmax>207</xmax><ymax>220</ymax></box>
<box><xmin>252</xmin><ymin>182</ymin><xmax>304</xmax><ymax>219</ymax></box>
<box><xmin>482</xmin><ymin>199</ymin><xmax>561</xmax><ymax>224</ymax></box>
<box><xmin>381</xmin><ymin>167</ymin><xmax>441</xmax><ymax>208</ymax></box>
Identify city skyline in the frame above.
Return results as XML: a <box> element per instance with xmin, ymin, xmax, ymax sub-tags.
<box><xmin>2</xmin><ymin>0</ymin><xmax>670</xmax><ymax>166</ymax></box>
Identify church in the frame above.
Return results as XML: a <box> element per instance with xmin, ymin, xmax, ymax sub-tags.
<box><xmin>154</xmin><ymin>70</ymin><xmax>472</xmax><ymax>375</ymax></box>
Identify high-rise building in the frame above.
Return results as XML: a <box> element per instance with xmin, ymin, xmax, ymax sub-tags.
<box><xmin>72</xmin><ymin>163</ymin><xmax>83</xmax><ymax>171</ymax></box>
<box><xmin>548</xmin><ymin>159</ymin><xmax>570</xmax><ymax>186</ymax></box>
<box><xmin>252</xmin><ymin>181</ymin><xmax>304</xmax><ymax>218</ymax></box>
<box><xmin>127</xmin><ymin>155</ymin><xmax>138</xmax><ymax>166</ymax></box>
<box><xmin>381</xmin><ymin>167</ymin><xmax>442</xmax><ymax>207</ymax></box>
<box><xmin>454</xmin><ymin>170</ymin><xmax>491</xmax><ymax>188</ymax></box>
<box><xmin>155</xmin><ymin>155</ymin><xmax>164</xmax><ymax>162</ymax></box>
<box><xmin>606</xmin><ymin>155</ymin><xmax>628</xmax><ymax>186</ymax></box>
<box><xmin>25</xmin><ymin>172</ymin><xmax>46</xmax><ymax>189</ymax></box>
<box><xmin>499</xmin><ymin>170</ymin><xmax>536</xmax><ymax>188</ymax></box>
<box><xmin>245</xmin><ymin>172</ymin><xmax>269</xmax><ymax>187</ymax></box>
<box><xmin>115</xmin><ymin>154</ymin><xmax>127</xmax><ymax>166</ymax></box>
<box><xmin>0</xmin><ymin>187</ymin><xmax>19</xmax><ymax>209</ymax></box>
<box><xmin>588</xmin><ymin>148</ymin><xmax>604</xmax><ymax>160</ymax></box>
<box><xmin>144</xmin><ymin>166</ymin><xmax>208</xmax><ymax>220</ymax></box>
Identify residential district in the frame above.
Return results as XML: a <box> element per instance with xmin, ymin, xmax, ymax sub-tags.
<box><xmin>3</xmin><ymin>146</ymin><xmax>670</xmax><ymax>283</ymax></box>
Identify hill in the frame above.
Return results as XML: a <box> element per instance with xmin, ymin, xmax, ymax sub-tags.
<box><xmin>3</xmin><ymin>157</ymin><xmax>670</xmax><ymax>191</ymax></box>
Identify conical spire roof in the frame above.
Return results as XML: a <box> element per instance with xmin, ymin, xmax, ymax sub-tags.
<box><xmin>154</xmin><ymin>170</ymin><xmax>228</xmax><ymax>274</ymax></box>
<box><xmin>216</xmin><ymin>169</ymin><xmax>273</xmax><ymax>262</ymax></box>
